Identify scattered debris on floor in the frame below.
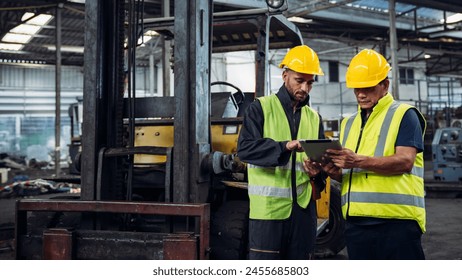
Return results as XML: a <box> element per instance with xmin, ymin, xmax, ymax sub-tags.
<box><xmin>0</xmin><ymin>179</ymin><xmax>80</xmax><ymax>199</ymax></box>
<box><xmin>0</xmin><ymin>152</ymin><xmax>80</xmax><ymax>199</ymax></box>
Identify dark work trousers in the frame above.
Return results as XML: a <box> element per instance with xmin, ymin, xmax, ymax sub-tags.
<box><xmin>345</xmin><ymin>219</ymin><xmax>425</xmax><ymax>260</ymax></box>
<box><xmin>248</xmin><ymin>201</ymin><xmax>317</xmax><ymax>260</ymax></box>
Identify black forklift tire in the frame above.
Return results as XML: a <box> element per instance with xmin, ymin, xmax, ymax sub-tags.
<box><xmin>315</xmin><ymin>182</ymin><xmax>346</xmax><ymax>258</ymax></box>
<box><xmin>210</xmin><ymin>200</ymin><xmax>249</xmax><ymax>260</ymax></box>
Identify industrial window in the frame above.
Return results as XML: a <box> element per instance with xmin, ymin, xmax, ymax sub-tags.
<box><xmin>328</xmin><ymin>61</ymin><xmax>339</xmax><ymax>82</ymax></box>
<box><xmin>399</xmin><ymin>67</ymin><xmax>414</xmax><ymax>85</ymax></box>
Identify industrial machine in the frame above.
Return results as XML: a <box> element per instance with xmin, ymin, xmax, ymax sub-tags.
<box><xmin>15</xmin><ymin>0</ymin><xmax>344</xmax><ymax>260</ymax></box>
<box><xmin>432</xmin><ymin>127</ymin><xmax>462</xmax><ymax>182</ymax></box>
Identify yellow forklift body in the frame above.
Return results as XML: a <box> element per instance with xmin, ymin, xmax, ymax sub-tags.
<box><xmin>316</xmin><ymin>177</ymin><xmax>331</xmax><ymax>219</ymax></box>
<box><xmin>134</xmin><ymin>126</ymin><xmax>173</xmax><ymax>163</ymax></box>
<box><xmin>134</xmin><ymin>124</ymin><xmax>242</xmax><ymax>163</ymax></box>
<box><xmin>210</xmin><ymin>124</ymin><xmax>241</xmax><ymax>154</ymax></box>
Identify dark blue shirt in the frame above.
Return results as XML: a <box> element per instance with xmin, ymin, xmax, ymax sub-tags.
<box><xmin>396</xmin><ymin>109</ymin><xmax>424</xmax><ymax>152</ymax></box>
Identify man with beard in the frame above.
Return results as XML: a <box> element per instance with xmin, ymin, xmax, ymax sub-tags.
<box><xmin>237</xmin><ymin>45</ymin><xmax>327</xmax><ymax>260</ymax></box>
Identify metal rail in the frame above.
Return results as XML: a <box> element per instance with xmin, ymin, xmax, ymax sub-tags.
<box><xmin>15</xmin><ymin>199</ymin><xmax>210</xmax><ymax>259</ymax></box>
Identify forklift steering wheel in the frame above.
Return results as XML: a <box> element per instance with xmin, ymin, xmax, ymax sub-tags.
<box><xmin>211</xmin><ymin>81</ymin><xmax>245</xmax><ymax>111</ymax></box>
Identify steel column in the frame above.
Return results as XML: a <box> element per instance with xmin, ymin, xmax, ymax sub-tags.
<box><xmin>81</xmin><ymin>0</ymin><xmax>125</xmax><ymax>201</ymax></box>
<box><xmin>81</xmin><ymin>0</ymin><xmax>100</xmax><ymax>201</ymax></box>
<box><xmin>54</xmin><ymin>4</ymin><xmax>62</xmax><ymax>176</ymax></box>
<box><xmin>162</xmin><ymin>0</ymin><xmax>171</xmax><ymax>97</ymax></box>
<box><xmin>389</xmin><ymin>0</ymin><xmax>400</xmax><ymax>99</ymax></box>
<box><xmin>255</xmin><ymin>15</ymin><xmax>268</xmax><ymax>98</ymax></box>
<box><xmin>173</xmin><ymin>0</ymin><xmax>212</xmax><ymax>203</ymax></box>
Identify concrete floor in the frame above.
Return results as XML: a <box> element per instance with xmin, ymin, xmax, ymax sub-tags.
<box><xmin>422</xmin><ymin>160</ymin><xmax>462</xmax><ymax>260</ymax></box>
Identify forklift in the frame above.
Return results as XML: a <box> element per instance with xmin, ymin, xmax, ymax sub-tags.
<box><xmin>15</xmin><ymin>0</ymin><xmax>344</xmax><ymax>260</ymax></box>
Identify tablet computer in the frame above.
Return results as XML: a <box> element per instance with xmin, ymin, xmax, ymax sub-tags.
<box><xmin>300</xmin><ymin>139</ymin><xmax>342</xmax><ymax>162</ymax></box>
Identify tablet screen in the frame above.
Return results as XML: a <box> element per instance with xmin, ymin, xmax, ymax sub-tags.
<box><xmin>300</xmin><ymin>139</ymin><xmax>342</xmax><ymax>162</ymax></box>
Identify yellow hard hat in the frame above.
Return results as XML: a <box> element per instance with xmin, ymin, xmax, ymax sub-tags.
<box><xmin>279</xmin><ymin>45</ymin><xmax>324</xmax><ymax>75</ymax></box>
<box><xmin>345</xmin><ymin>49</ymin><xmax>391</xmax><ymax>88</ymax></box>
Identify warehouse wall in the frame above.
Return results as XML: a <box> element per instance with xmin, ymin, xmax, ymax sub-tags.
<box><xmin>0</xmin><ymin>64</ymin><xmax>154</xmax><ymax>162</ymax></box>
<box><xmin>0</xmin><ymin>64</ymin><xmax>84</xmax><ymax>162</ymax></box>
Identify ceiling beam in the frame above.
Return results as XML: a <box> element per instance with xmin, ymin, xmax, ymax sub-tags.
<box><xmin>285</xmin><ymin>0</ymin><xmax>356</xmax><ymax>18</ymax></box>
<box><xmin>398</xmin><ymin>0</ymin><xmax>462</xmax><ymax>14</ymax></box>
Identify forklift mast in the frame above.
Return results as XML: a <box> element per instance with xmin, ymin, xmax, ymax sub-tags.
<box><xmin>81</xmin><ymin>0</ymin><xmax>215</xmax><ymax>203</ymax></box>
<box><xmin>81</xmin><ymin>0</ymin><xmax>126</xmax><ymax>201</ymax></box>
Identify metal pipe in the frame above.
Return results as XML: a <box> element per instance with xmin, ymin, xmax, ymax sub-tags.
<box><xmin>144</xmin><ymin>8</ymin><xmax>269</xmax><ymax>24</ymax></box>
<box><xmin>162</xmin><ymin>0</ymin><xmax>171</xmax><ymax>97</ymax></box>
<box><xmin>55</xmin><ymin>4</ymin><xmax>62</xmax><ymax>176</ymax></box>
<box><xmin>389</xmin><ymin>0</ymin><xmax>400</xmax><ymax>99</ymax></box>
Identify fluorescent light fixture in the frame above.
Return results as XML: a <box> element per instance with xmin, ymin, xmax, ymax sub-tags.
<box><xmin>288</xmin><ymin>16</ymin><xmax>313</xmax><ymax>23</ymax></box>
<box><xmin>67</xmin><ymin>0</ymin><xmax>85</xmax><ymax>3</ymax></box>
<box><xmin>138</xmin><ymin>36</ymin><xmax>153</xmax><ymax>45</ymax></box>
<box><xmin>2</xmin><ymin>33</ymin><xmax>32</xmax><ymax>44</ymax></box>
<box><xmin>22</xmin><ymin>12</ymin><xmax>53</xmax><ymax>26</ymax></box>
<box><xmin>0</xmin><ymin>43</ymin><xmax>23</xmax><ymax>51</ymax></box>
<box><xmin>21</xmin><ymin>12</ymin><xmax>34</xmax><ymax>21</ymax></box>
<box><xmin>10</xmin><ymin>24</ymin><xmax>41</xmax><ymax>35</ymax></box>
<box><xmin>46</xmin><ymin>45</ymin><xmax>84</xmax><ymax>53</ymax></box>
<box><xmin>126</xmin><ymin>30</ymin><xmax>160</xmax><ymax>47</ymax></box>
<box><xmin>0</xmin><ymin>12</ymin><xmax>53</xmax><ymax>51</ymax></box>
<box><xmin>144</xmin><ymin>30</ymin><xmax>159</xmax><ymax>36</ymax></box>
<box><xmin>139</xmin><ymin>30</ymin><xmax>160</xmax><ymax>46</ymax></box>
<box><xmin>443</xmin><ymin>13</ymin><xmax>462</xmax><ymax>24</ymax></box>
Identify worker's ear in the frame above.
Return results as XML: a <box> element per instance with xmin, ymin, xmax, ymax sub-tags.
<box><xmin>381</xmin><ymin>79</ymin><xmax>390</xmax><ymax>91</ymax></box>
<box><xmin>282</xmin><ymin>69</ymin><xmax>289</xmax><ymax>83</ymax></box>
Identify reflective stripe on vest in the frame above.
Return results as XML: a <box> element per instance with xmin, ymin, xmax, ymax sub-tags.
<box><xmin>342</xmin><ymin>166</ymin><xmax>424</xmax><ymax>178</ymax></box>
<box><xmin>248</xmin><ymin>161</ymin><xmax>305</xmax><ymax>173</ymax></box>
<box><xmin>248</xmin><ymin>183</ymin><xmax>307</xmax><ymax>198</ymax></box>
<box><xmin>341</xmin><ymin>191</ymin><xmax>425</xmax><ymax>209</ymax></box>
<box><xmin>247</xmin><ymin>94</ymin><xmax>319</xmax><ymax>220</ymax></box>
<box><xmin>339</xmin><ymin>93</ymin><xmax>426</xmax><ymax>232</ymax></box>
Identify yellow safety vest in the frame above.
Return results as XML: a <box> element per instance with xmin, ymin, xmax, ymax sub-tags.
<box><xmin>339</xmin><ymin>93</ymin><xmax>427</xmax><ymax>232</ymax></box>
<box><xmin>247</xmin><ymin>94</ymin><xmax>320</xmax><ymax>220</ymax></box>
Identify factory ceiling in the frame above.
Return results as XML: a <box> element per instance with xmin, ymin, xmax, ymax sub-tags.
<box><xmin>0</xmin><ymin>0</ymin><xmax>462</xmax><ymax>77</ymax></box>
